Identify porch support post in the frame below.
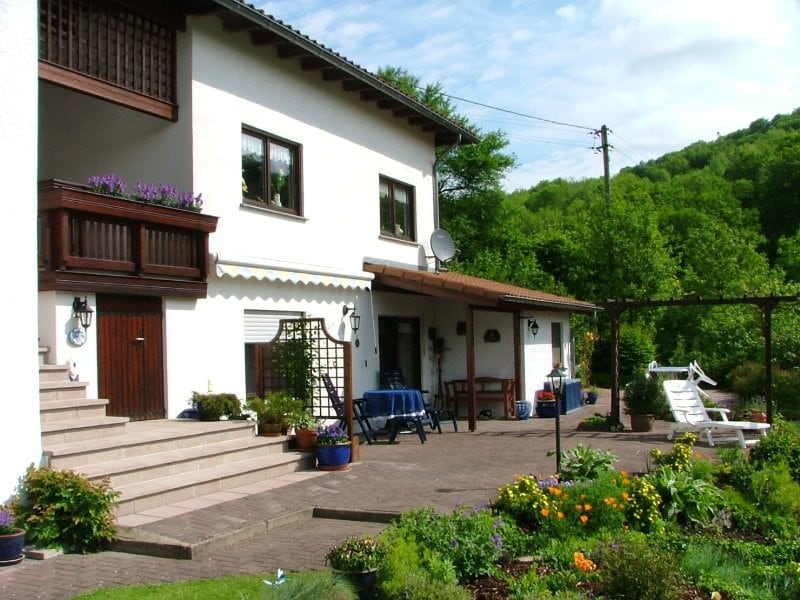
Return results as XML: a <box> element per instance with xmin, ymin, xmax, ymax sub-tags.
<box><xmin>467</xmin><ymin>305</ymin><xmax>476</xmax><ymax>432</ymax></box>
<box><xmin>513</xmin><ymin>310</ymin><xmax>522</xmax><ymax>408</ymax></box>
<box><xmin>344</xmin><ymin>341</ymin><xmax>359</xmax><ymax>461</ymax></box>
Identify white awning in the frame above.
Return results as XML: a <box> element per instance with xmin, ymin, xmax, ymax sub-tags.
<box><xmin>214</xmin><ymin>255</ymin><xmax>373</xmax><ymax>290</ymax></box>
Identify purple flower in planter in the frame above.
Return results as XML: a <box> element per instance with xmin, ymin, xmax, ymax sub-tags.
<box><xmin>134</xmin><ymin>182</ymin><xmax>159</xmax><ymax>202</ymax></box>
<box><xmin>0</xmin><ymin>509</ymin><xmax>16</xmax><ymax>534</ymax></box>
<box><xmin>87</xmin><ymin>173</ymin><xmax>126</xmax><ymax>196</ymax></box>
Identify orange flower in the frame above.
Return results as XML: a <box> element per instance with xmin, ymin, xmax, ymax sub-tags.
<box><xmin>557</xmin><ymin>511</ymin><xmax>564</xmax><ymax>519</ymax></box>
<box><xmin>541</xmin><ymin>508</ymin><xmax>550</xmax><ymax>517</ymax></box>
<box><xmin>573</xmin><ymin>551</ymin><xmax>596</xmax><ymax>572</ymax></box>
<box><xmin>574</xmin><ymin>504</ymin><xmax>583</xmax><ymax>511</ymax></box>
<box><xmin>580</xmin><ymin>515</ymin><xmax>588</xmax><ymax>524</ymax></box>
<box><xmin>622</xmin><ymin>492</ymin><xmax>630</xmax><ymax>500</ymax></box>
<box><xmin>583</xmin><ymin>503</ymin><xmax>593</xmax><ymax>511</ymax></box>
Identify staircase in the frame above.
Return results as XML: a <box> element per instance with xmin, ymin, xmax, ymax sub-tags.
<box><xmin>38</xmin><ymin>349</ymin><xmax>315</xmax><ymax>520</ymax></box>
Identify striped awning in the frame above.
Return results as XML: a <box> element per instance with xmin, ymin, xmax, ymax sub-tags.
<box><xmin>214</xmin><ymin>255</ymin><xmax>372</xmax><ymax>290</ymax></box>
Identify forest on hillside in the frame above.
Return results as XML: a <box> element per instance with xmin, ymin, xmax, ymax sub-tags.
<box><xmin>436</xmin><ymin>101</ymin><xmax>800</xmax><ymax>401</ymax></box>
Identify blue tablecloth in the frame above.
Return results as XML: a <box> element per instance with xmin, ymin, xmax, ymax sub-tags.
<box><xmin>544</xmin><ymin>378</ymin><xmax>583</xmax><ymax>414</ymax></box>
<box><xmin>362</xmin><ymin>389</ymin><xmax>426</xmax><ymax>418</ymax></box>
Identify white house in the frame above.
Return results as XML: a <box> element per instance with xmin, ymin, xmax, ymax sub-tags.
<box><xmin>1</xmin><ymin>0</ymin><xmax>595</xmax><ymax>501</ymax></box>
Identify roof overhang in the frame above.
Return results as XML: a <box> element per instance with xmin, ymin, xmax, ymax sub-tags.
<box><xmin>364</xmin><ymin>262</ymin><xmax>598</xmax><ymax>313</ymax></box>
<box><xmin>186</xmin><ymin>0</ymin><xmax>478</xmax><ymax>147</ymax></box>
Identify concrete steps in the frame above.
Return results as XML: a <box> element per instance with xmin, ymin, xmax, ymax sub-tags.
<box><xmin>37</xmin><ymin>356</ymin><xmax>314</xmax><ymax>523</ymax></box>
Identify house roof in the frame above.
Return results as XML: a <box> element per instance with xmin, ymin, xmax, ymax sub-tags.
<box><xmin>364</xmin><ymin>262</ymin><xmax>599</xmax><ymax>313</ymax></box>
<box><xmin>188</xmin><ymin>0</ymin><xmax>479</xmax><ymax>147</ymax></box>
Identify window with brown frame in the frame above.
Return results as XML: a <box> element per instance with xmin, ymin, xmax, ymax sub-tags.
<box><xmin>379</xmin><ymin>176</ymin><xmax>415</xmax><ymax>240</ymax></box>
<box><xmin>241</xmin><ymin>128</ymin><xmax>301</xmax><ymax>215</ymax></box>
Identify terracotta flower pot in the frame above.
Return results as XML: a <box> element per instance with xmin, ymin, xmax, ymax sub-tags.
<box><xmin>629</xmin><ymin>414</ymin><xmax>655</xmax><ymax>432</ymax></box>
<box><xmin>295</xmin><ymin>428</ymin><xmax>318</xmax><ymax>452</ymax></box>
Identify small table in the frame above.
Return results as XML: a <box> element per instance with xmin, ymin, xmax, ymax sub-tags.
<box><xmin>362</xmin><ymin>389</ymin><xmax>427</xmax><ymax>443</ymax></box>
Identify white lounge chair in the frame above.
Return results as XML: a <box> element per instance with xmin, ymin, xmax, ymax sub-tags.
<box><xmin>663</xmin><ymin>377</ymin><xmax>770</xmax><ymax>449</ymax></box>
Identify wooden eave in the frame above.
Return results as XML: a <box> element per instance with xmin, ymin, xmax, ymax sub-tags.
<box><xmin>185</xmin><ymin>0</ymin><xmax>478</xmax><ymax>147</ymax></box>
<box><xmin>364</xmin><ymin>262</ymin><xmax>598</xmax><ymax>313</ymax></box>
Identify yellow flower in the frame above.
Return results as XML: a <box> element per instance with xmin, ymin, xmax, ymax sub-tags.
<box><xmin>557</xmin><ymin>511</ymin><xmax>564</xmax><ymax>519</ymax></box>
<box><xmin>583</xmin><ymin>503</ymin><xmax>592</xmax><ymax>511</ymax></box>
<box><xmin>574</xmin><ymin>504</ymin><xmax>583</xmax><ymax>511</ymax></box>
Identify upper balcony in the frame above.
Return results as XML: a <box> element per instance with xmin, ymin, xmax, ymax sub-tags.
<box><xmin>38</xmin><ymin>180</ymin><xmax>218</xmax><ymax>298</ymax></box>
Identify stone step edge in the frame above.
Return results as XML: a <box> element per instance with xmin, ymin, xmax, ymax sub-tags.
<box><xmin>111</xmin><ymin>507</ymin><xmax>400</xmax><ymax>560</ymax></box>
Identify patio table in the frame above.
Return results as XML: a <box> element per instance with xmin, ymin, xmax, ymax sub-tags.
<box><xmin>362</xmin><ymin>389</ymin><xmax>427</xmax><ymax>443</ymax></box>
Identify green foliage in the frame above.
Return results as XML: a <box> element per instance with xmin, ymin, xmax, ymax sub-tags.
<box><xmin>592</xmin><ymin>532</ymin><xmax>684</xmax><ymax>600</ymax></box>
<box><xmin>377</xmin><ymin>531</ymin><xmax>468</xmax><ymax>600</ymax></box>
<box><xmin>324</xmin><ymin>535</ymin><xmax>385</xmax><ymax>572</ymax></box>
<box><xmin>261</xmin><ymin>570</ymin><xmax>356</xmax><ymax>600</ymax></box>
<box><xmin>246</xmin><ymin>392</ymin><xmax>303</xmax><ymax>427</ymax></box>
<box><xmin>558</xmin><ymin>444</ymin><xmax>618</xmax><ymax>482</ymax></box>
<box><xmin>274</xmin><ymin>320</ymin><xmax>315</xmax><ymax>403</ymax></box>
<box><xmin>647</xmin><ymin>465</ymin><xmax>722</xmax><ymax>528</ymax></box>
<box><xmin>191</xmin><ymin>392</ymin><xmax>242</xmax><ymax>421</ymax></box>
<box><xmin>728</xmin><ymin>361</ymin><xmax>766</xmax><ymax>401</ymax></box>
<box><xmin>384</xmin><ymin>506</ymin><xmax>507</xmax><ymax>583</ymax></box>
<box><xmin>649</xmin><ymin>432</ymin><xmax>698</xmax><ymax>473</ymax></box>
<box><xmin>750</xmin><ymin>418</ymin><xmax>800</xmax><ymax>482</ymax></box>
<box><xmin>10</xmin><ymin>465</ymin><xmax>118</xmax><ymax>553</ymax></box>
<box><xmin>622</xmin><ymin>371</ymin><xmax>668</xmax><ymax>416</ymax></box>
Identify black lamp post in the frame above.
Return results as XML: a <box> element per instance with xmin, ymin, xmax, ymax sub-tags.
<box><xmin>546</xmin><ymin>366</ymin><xmax>566</xmax><ymax>474</ymax></box>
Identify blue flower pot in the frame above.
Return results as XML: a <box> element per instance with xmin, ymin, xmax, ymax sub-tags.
<box><xmin>535</xmin><ymin>401</ymin><xmax>558</xmax><ymax>418</ymax></box>
<box><xmin>0</xmin><ymin>529</ymin><xmax>25</xmax><ymax>565</ymax></box>
<box><xmin>316</xmin><ymin>443</ymin><xmax>351</xmax><ymax>470</ymax></box>
<box><xmin>515</xmin><ymin>400</ymin><xmax>531</xmax><ymax>420</ymax></box>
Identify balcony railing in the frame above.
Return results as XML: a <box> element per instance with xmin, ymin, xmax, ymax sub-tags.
<box><xmin>38</xmin><ymin>179</ymin><xmax>218</xmax><ymax>298</ymax></box>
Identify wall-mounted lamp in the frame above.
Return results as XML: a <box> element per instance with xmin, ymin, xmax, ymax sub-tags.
<box><xmin>527</xmin><ymin>318</ymin><xmax>540</xmax><ymax>338</ymax></box>
<box><xmin>72</xmin><ymin>296</ymin><xmax>94</xmax><ymax>329</ymax></box>
<box><xmin>343</xmin><ymin>303</ymin><xmax>361</xmax><ymax>346</ymax></box>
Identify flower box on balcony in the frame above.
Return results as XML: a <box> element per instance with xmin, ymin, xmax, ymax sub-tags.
<box><xmin>38</xmin><ymin>179</ymin><xmax>218</xmax><ymax>298</ymax></box>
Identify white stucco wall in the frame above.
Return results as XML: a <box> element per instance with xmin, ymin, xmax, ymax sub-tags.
<box><xmin>1</xmin><ymin>0</ymin><xmax>41</xmax><ymax>501</ymax></box>
<box><xmin>188</xmin><ymin>17</ymin><xmax>437</xmax><ymax>276</ymax></box>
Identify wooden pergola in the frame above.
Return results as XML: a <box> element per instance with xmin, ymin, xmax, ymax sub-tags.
<box><xmin>599</xmin><ymin>294</ymin><xmax>799</xmax><ymax>426</ymax></box>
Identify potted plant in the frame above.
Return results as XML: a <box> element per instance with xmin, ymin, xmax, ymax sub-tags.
<box><xmin>0</xmin><ymin>509</ymin><xmax>25</xmax><ymax>566</ymax></box>
<box><xmin>292</xmin><ymin>406</ymin><xmax>322</xmax><ymax>452</ymax></box>
<box><xmin>585</xmin><ymin>386</ymin><xmax>599</xmax><ymax>405</ymax></box>
<box><xmin>325</xmin><ymin>535</ymin><xmax>385</xmax><ymax>599</ymax></box>
<box><xmin>535</xmin><ymin>390</ymin><xmax>558</xmax><ymax>418</ymax></box>
<box><xmin>315</xmin><ymin>423</ymin><xmax>351</xmax><ymax>470</ymax></box>
<box><xmin>246</xmin><ymin>392</ymin><xmax>302</xmax><ymax>436</ymax></box>
<box><xmin>623</xmin><ymin>371</ymin><xmax>668</xmax><ymax>432</ymax></box>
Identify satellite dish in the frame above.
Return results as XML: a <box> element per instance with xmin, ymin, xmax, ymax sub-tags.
<box><xmin>430</xmin><ymin>228</ymin><xmax>456</xmax><ymax>263</ymax></box>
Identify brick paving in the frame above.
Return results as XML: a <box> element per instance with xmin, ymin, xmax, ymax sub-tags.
<box><xmin>0</xmin><ymin>390</ymin><xmax>697</xmax><ymax>599</ymax></box>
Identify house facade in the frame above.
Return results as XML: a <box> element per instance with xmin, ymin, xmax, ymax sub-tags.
<box><xmin>2</xmin><ymin>0</ymin><xmax>595</xmax><ymax>500</ymax></box>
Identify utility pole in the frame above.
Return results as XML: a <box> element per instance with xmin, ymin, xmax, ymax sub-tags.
<box><xmin>598</xmin><ymin>124</ymin><xmax>611</xmax><ymax>207</ymax></box>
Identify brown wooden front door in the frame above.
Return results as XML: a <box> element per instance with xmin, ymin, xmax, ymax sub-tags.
<box><xmin>97</xmin><ymin>295</ymin><xmax>165</xmax><ymax>420</ymax></box>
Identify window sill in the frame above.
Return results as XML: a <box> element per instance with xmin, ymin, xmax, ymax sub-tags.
<box><xmin>241</xmin><ymin>199</ymin><xmax>306</xmax><ymax>221</ymax></box>
<box><xmin>379</xmin><ymin>233</ymin><xmax>418</xmax><ymax>245</ymax></box>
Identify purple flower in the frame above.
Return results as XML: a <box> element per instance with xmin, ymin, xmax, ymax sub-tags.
<box><xmin>87</xmin><ymin>173</ymin><xmax>126</xmax><ymax>196</ymax></box>
<box><xmin>0</xmin><ymin>510</ymin><xmax>16</xmax><ymax>534</ymax></box>
<box><xmin>492</xmin><ymin>534</ymin><xmax>503</xmax><ymax>550</ymax></box>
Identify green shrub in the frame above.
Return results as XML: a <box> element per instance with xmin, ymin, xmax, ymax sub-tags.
<box><xmin>773</xmin><ymin>369</ymin><xmax>800</xmax><ymax>419</ymax></box>
<box><xmin>384</xmin><ymin>506</ymin><xmax>506</xmax><ymax>583</ymax></box>
<box><xmin>377</xmin><ymin>531</ymin><xmax>467</xmax><ymax>600</ymax></box>
<box><xmin>728</xmin><ymin>361</ymin><xmax>765</xmax><ymax>402</ymax></box>
<box><xmin>10</xmin><ymin>465</ymin><xmax>118</xmax><ymax>553</ymax></box>
<box><xmin>559</xmin><ymin>444</ymin><xmax>618</xmax><ymax>481</ymax></box>
<box><xmin>648</xmin><ymin>465</ymin><xmax>722</xmax><ymax>528</ymax></box>
<box><xmin>260</xmin><ymin>570</ymin><xmax>356</xmax><ymax>599</ymax></box>
<box><xmin>593</xmin><ymin>532</ymin><xmax>684</xmax><ymax>600</ymax></box>
<box><xmin>750</xmin><ymin>418</ymin><xmax>800</xmax><ymax>483</ymax></box>
<box><xmin>191</xmin><ymin>392</ymin><xmax>242</xmax><ymax>421</ymax></box>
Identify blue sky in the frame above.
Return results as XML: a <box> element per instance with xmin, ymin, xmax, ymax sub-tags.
<box><xmin>258</xmin><ymin>1</ymin><xmax>800</xmax><ymax>191</ymax></box>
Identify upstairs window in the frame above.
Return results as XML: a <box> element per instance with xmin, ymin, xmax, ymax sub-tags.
<box><xmin>379</xmin><ymin>177</ymin><xmax>415</xmax><ymax>240</ymax></box>
<box><xmin>242</xmin><ymin>128</ymin><xmax>301</xmax><ymax>215</ymax></box>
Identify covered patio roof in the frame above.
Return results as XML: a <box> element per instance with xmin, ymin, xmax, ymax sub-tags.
<box><xmin>364</xmin><ymin>261</ymin><xmax>597</xmax><ymax>313</ymax></box>
<box><xmin>364</xmin><ymin>261</ymin><xmax>599</xmax><ymax>431</ymax></box>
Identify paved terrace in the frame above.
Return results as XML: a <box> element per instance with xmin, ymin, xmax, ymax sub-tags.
<box><xmin>0</xmin><ymin>390</ymin><xmax>698</xmax><ymax>600</ymax></box>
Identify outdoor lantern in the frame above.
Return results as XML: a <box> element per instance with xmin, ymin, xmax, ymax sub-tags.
<box><xmin>349</xmin><ymin>312</ymin><xmax>361</xmax><ymax>334</ymax></box>
<box><xmin>72</xmin><ymin>296</ymin><xmax>94</xmax><ymax>329</ymax></box>
<box><xmin>546</xmin><ymin>366</ymin><xmax>567</xmax><ymax>473</ymax></box>
<box><xmin>343</xmin><ymin>303</ymin><xmax>360</xmax><ymax>346</ymax></box>
<box><xmin>528</xmin><ymin>318</ymin><xmax>539</xmax><ymax>337</ymax></box>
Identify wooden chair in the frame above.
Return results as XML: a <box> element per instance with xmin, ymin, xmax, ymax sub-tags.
<box><xmin>321</xmin><ymin>373</ymin><xmax>377</xmax><ymax>444</ymax></box>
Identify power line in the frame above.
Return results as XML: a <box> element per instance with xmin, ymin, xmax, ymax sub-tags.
<box><xmin>381</xmin><ymin>75</ymin><xmax>597</xmax><ymax>132</ymax></box>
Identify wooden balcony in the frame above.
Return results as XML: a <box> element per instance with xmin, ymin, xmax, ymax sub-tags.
<box><xmin>38</xmin><ymin>180</ymin><xmax>218</xmax><ymax>298</ymax></box>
